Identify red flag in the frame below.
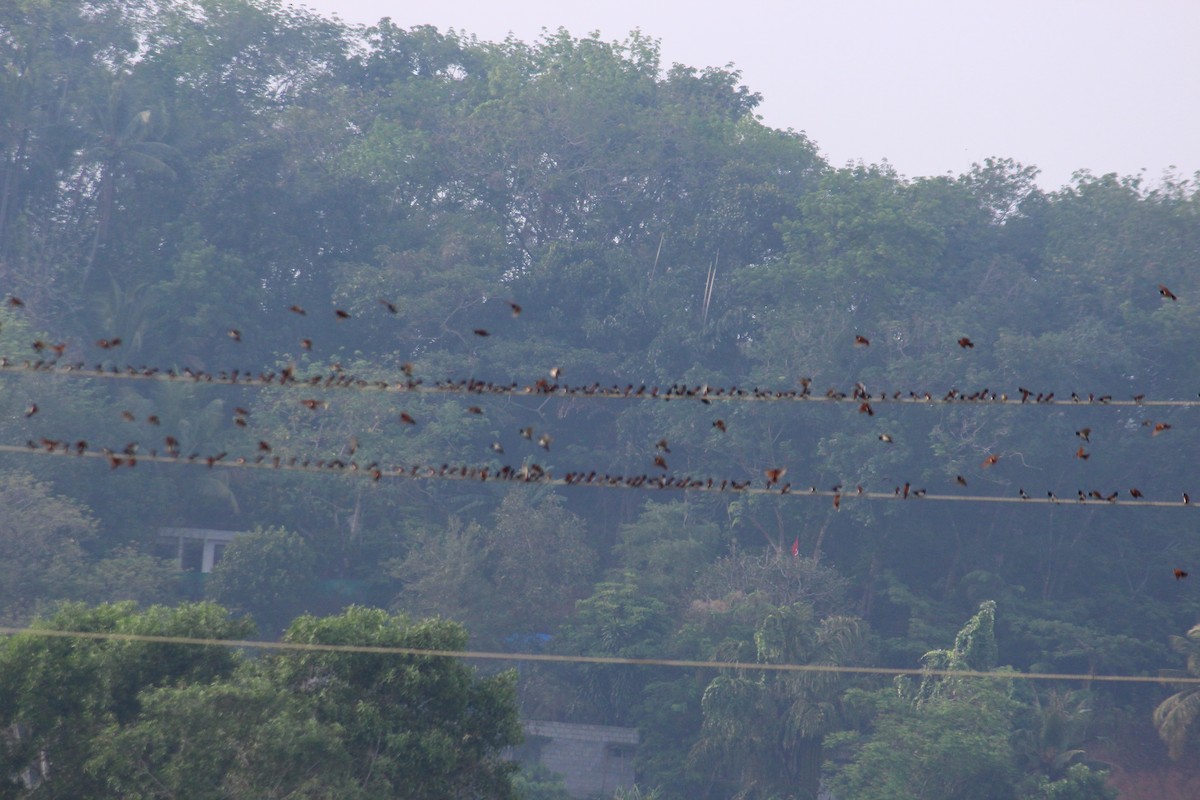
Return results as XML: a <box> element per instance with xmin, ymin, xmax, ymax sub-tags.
<box><xmin>791</xmin><ymin>537</ymin><xmax>799</xmax><ymax>558</ymax></box>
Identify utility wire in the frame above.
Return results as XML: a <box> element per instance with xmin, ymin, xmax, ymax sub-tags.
<box><xmin>0</xmin><ymin>443</ymin><xmax>1193</xmax><ymax>508</ymax></box>
<box><xmin>2</xmin><ymin>359</ymin><xmax>1197</xmax><ymax>408</ymax></box>
<box><xmin>0</xmin><ymin>625</ymin><xmax>1193</xmax><ymax>685</ymax></box>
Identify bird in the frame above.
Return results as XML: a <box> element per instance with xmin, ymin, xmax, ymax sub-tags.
<box><xmin>654</xmin><ymin>455</ymin><xmax>669</xmax><ymax>471</ymax></box>
<box><xmin>300</xmin><ymin>338</ymin><xmax>312</xmax><ymax>351</ymax></box>
<box><xmin>379</xmin><ymin>299</ymin><xmax>398</xmax><ymax>313</ymax></box>
<box><xmin>466</xmin><ymin>406</ymin><xmax>483</xmax><ymax>415</ymax></box>
<box><xmin>519</xmin><ymin>426</ymin><xmax>534</xmax><ymax>440</ymax></box>
<box><xmin>301</xmin><ymin>399</ymin><xmax>322</xmax><ymax>410</ymax></box>
<box><xmin>147</xmin><ymin>415</ymin><xmax>160</xmax><ymax>425</ymax></box>
<box><xmin>24</xmin><ymin>403</ymin><xmax>37</xmax><ymax>417</ymax></box>
<box><xmin>288</xmin><ymin>304</ymin><xmax>307</xmax><ymax>315</ymax></box>
<box><xmin>956</xmin><ymin>475</ymin><xmax>968</xmax><ymax>487</ymax></box>
<box><xmin>537</xmin><ymin>432</ymin><xmax>552</xmax><ymax>450</ymax></box>
<box><xmin>1159</xmin><ymin>284</ymin><xmax>1178</xmax><ymax>301</ymax></box>
<box><xmin>490</xmin><ymin>442</ymin><xmax>504</xmax><ymax>454</ymax></box>
<box><xmin>764</xmin><ymin>467</ymin><xmax>786</xmax><ymax>487</ymax></box>
<box><xmin>858</xmin><ymin>402</ymin><xmax>873</xmax><ymax>416</ymax></box>
<box><xmin>509</xmin><ymin>302</ymin><xmax>522</xmax><ymax>317</ymax></box>
<box><xmin>1184</xmin><ymin>493</ymin><xmax>1191</xmax><ymax>505</ymax></box>
<box><xmin>878</xmin><ymin>433</ymin><xmax>893</xmax><ymax>443</ymax></box>
<box><xmin>1075</xmin><ymin>446</ymin><xmax>1089</xmax><ymax>460</ymax></box>
<box><xmin>120</xmin><ymin>411</ymin><xmax>135</xmax><ymax>422</ymax></box>
<box><xmin>712</xmin><ymin>419</ymin><xmax>727</xmax><ymax>433</ymax></box>
<box><xmin>854</xmin><ymin>335</ymin><xmax>870</xmax><ymax>347</ymax></box>
<box><xmin>399</xmin><ymin>412</ymin><xmax>416</xmax><ymax>425</ymax></box>
<box><xmin>957</xmin><ymin>337</ymin><xmax>974</xmax><ymax>349</ymax></box>
<box><xmin>982</xmin><ymin>454</ymin><xmax>999</xmax><ymax>468</ymax></box>
<box><xmin>96</xmin><ymin>338</ymin><xmax>122</xmax><ymax>349</ymax></box>
<box><xmin>655</xmin><ymin>438</ymin><xmax>670</xmax><ymax>453</ymax></box>
<box><xmin>227</xmin><ymin>329</ymin><xmax>241</xmax><ymax>342</ymax></box>
<box><xmin>1075</xmin><ymin>428</ymin><xmax>1091</xmax><ymax>442</ymax></box>
<box><xmin>833</xmin><ymin>493</ymin><xmax>841</xmax><ymax>510</ymax></box>
<box><xmin>335</xmin><ymin>309</ymin><xmax>351</xmax><ymax>320</ymax></box>
<box><xmin>1152</xmin><ymin>422</ymin><xmax>1172</xmax><ymax>436</ymax></box>
<box><xmin>473</xmin><ymin>329</ymin><xmax>490</xmax><ymax>337</ymax></box>
<box><xmin>550</xmin><ymin>366</ymin><xmax>563</xmax><ymax>380</ymax></box>
<box><xmin>1175</xmin><ymin>569</ymin><xmax>1189</xmax><ymax>580</ymax></box>
<box><xmin>7</xmin><ymin>296</ymin><xmax>23</xmax><ymax>307</ymax></box>
<box><xmin>1130</xmin><ymin>488</ymin><xmax>1144</xmax><ymax>498</ymax></box>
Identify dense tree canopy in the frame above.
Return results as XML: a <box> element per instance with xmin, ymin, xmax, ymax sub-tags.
<box><xmin>3</xmin><ymin>0</ymin><xmax>1200</xmax><ymax>796</ymax></box>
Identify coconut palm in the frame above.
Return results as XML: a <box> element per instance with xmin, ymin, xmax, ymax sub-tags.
<box><xmin>1154</xmin><ymin>623</ymin><xmax>1200</xmax><ymax>759</ymax></box>
<box><xmin>690</xmin><ymin>603</ymin><xmax>867</xmax><ymax>800</ymax></box>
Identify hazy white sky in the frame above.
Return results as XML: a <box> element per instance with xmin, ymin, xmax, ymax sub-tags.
<box><xmin>301</xmin><ymin>0</ymin><xmax>1199</xmax><ymax>189</ymax></box>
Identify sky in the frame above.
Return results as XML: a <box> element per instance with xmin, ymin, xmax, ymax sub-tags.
<box><xmin>299</xmin><ymin>0</ymin><xmax>1200</xmax><ymax>190</ymax></box>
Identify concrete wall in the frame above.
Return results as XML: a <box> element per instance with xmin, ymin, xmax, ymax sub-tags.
<box><xmin>522</xmin><ymin>720</ymin><xmax>638</xmax><ymax>798</ymax></box>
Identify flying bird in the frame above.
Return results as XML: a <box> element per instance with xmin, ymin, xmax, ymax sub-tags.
<box><xmin>473</xmin><ymin>328</ymin><xmax>490</xmax><ymax>337</ymax></box>
<box><xmin>1075</xmin><ymin>446</ymin><xmax>1089</xmax><ymax>460</ymax></box>
<box><xmin>519</xmin><ymin>426</ymin><xmax>534</xmax><ymax>440</ymax></box>
<box><xmin>956</xmin><ymin>475</ymin><xmax>968</xmax><ymax>487</ymax></box>
<box><xmin>654</xmin><ymin>455</ymin><xmax>669</xmax><ymax>471</ymax></box>
<box><xmin>1075</xmin><ymin>428</ymin><xmax>1091</xmax><ymax>442</ymax></box>
<box><xmin>764</xmin><ymin>467</ymin><xmax>786</xmax><ymax>488</ymax></box>
<box><xmin>982</xmin><ymin>454</ymin><xmax>999</xmax><ymax>468</ymax></box>
<box><xmin>1152</xmin><ymin>422</ymin><xmax>1172</xmax><ymax>436</ymax></box>
<box><xmin>1130</xmin><ymin>488</ymin><xmax>1144</xmax><ymax>498</ymax></box>
<box><xmin>655</xmin><ymin>438</ymin><xmax>670</xmax><ymax>453</ymax></box>
<box><xmin>335</xmin><ymin>309</ymin><xmax>351</xmax><ymax>320</ymax></box>
<box><xmin>712</xmin><ymin>419</ymin><xmax>727</xmax><ymax>433</ymax></box>
<box><xmin>379</xmin><ymin>299</ymin><xmax>398</xmax><ymax>314</ymax></box>
<box><xmin>854</xmin><ymin>335</ymin><xmax>870</xmax><ymax>347</ymax></box>
<box><xmin>288</xmin><ymin>304</ymin><xmax>307</xmax><ymax>315</ymax></box>
<box><xmin>300</xmin><ymin>338</ymin><xmax>312</xmax><ymax>351</ymax></box>
<box><xmin>1175</xmin><ymin>569</ymin><xmax>1189</xmax><ymax>580</ymax></box>
<box><xmin>7</xmin><ymin>296</ymin><xmax>23</xmax><ymax>307</ymax></box>
<box><xmin>537</xmin><ymin>432</ymin><xmax>552</xmax><ymax>450</ymax></box>
<box><xmin>878</xmin><ymin>433</ymin><xmax>893</xmax><ymax>443</ymax></box>
<box><xmin>550</xmin><ymin>366</ymin><xmax>563</xmax><ymax>380</ymax></box>
<box><xmin>509</xmin><ymin>302</ymin><xmax>522</xmax><ymax>317</ymax></box>
<box><xmin>399</xmin><ymin>412</ymin><xmax>416</xmax><ymax>425</ymax></box>
<box><xmin>24</xmin><ymin>403</ymin><xmax>37</xmax><ymax>418</ymax></box>
<box><xmin>1159</xmin><ymin>284</ymin><xmax>1178</xmax><ymax>301</ymax></box>
<box><xmin>957</xmin><ymin>337</ymin><xmax>974</xmax><ymax>349</ymax></box>
<box><xmin>227</xmin><ymin>329</ymin><xmax>241</xmax><ymax>342</ymax></box>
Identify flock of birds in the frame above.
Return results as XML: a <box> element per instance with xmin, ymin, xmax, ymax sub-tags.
<box><xmin>2</xmin><ymin>284</ymin><xmax>1197</xmax><ymax>576</ymax></box>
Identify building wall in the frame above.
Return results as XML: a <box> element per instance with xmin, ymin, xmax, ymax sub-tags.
<box><xmin>522</xmin><ymin>720</ymin><xmax>638</xmax><ymax>798</ymax></box>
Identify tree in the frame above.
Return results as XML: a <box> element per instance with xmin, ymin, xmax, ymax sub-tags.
<box><xmin>205</xmin><ymin>525</ymin><xmax>319</xmax><ymax>635</ymax></box>
<box><xmin>831</xmin><ymin>602</ymin><xmax>1020</xmax><ymax>800</ymax></box>
<box><xmin>0</xmin><ymin>470</ymin><xmax>98</xmax><ymax>623</ymax></box>
<box><xmin>690</xmin><ymin>603</ymin><xmax>867</xmax><ymax>800</ymax></box>
<box><xmin>1153</xmin><ymin>622</ymin><xmax>1200</xmax><ymax>759</ymax></box>
<box><xmin>271</xmin><ymin>606</ymin><xmax>523</xmax><ymax>799</ymax></box>
<box><xmin>0</xmin><ymin>601</ymin><xmax>254</xmax><ymax>797</ymax></box>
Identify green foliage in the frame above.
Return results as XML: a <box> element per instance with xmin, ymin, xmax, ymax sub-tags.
<box><xmin>205</xmin><ymin>525</ymin><xmax>318</xmax><ymax>635</ymax></box>
<box><xmin>0</xmin><ymin>603</ymin><xmax>522</xmax><ymax>798</ymax></box>
<box><xmin>1154</xmin><ymin>622</ymin><xmax>1200</xmax><ymax>759</ymax></box>
<box><xmin>0</xmin><ymin>470</ymin><xmax>98</xmax><ymax>623</ymax></box>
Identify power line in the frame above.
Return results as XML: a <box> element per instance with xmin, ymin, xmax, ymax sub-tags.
<box><xmin>1</xmin><ymin>443</ymin><xmax>1194</xmax><ymax>508</ymax></box>
<box><xmin>3</xmin><ymin>359</ymin><xmax>1197</xmax><ymax>408</ymax></box>
<box><xmin>0</xmin><ymin>625</ymin><xmax>1192</xmax><ymax>685</ymax></box>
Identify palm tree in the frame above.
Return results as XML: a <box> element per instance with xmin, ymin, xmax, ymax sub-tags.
<box><xmin>690</xmin><ymin>603</ymin><xmax>867</xmax><ymax>800</ymax></box>
<box><xmin>1154</xmin><ymin>623</ymin><xmax>1200</xmax><ymax>759</ymax></box>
